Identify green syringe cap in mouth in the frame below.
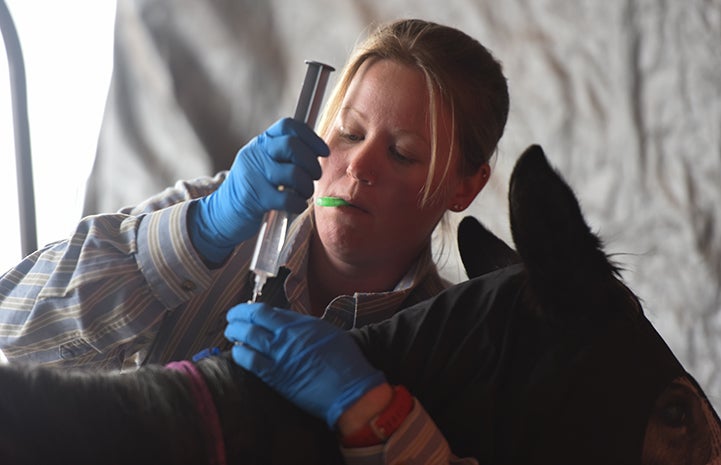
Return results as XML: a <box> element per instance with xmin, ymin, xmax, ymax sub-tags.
<box><xmin>315</xmin><ymin>196</ymin><xmax>349</xmax><ymax>207</ymax></box>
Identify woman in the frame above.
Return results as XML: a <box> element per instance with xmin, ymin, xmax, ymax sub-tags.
<box><xmin>223</xmin><ymin>19</ymin><xmax>509</xmax><ymax>464</ymax></box>
<box><xmin>0</xmin><ymin>18</ymin><xmax>506</xmax><ymax>363</ymax></box>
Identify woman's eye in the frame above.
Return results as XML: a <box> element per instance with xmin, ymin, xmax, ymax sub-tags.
<box><xmin>338</xmin><ymin>128</ymin><xmax>363</xmax><ymax>142</ymax></box>
<box><xmin>389</xmin><ymin>147</ymin><xmax>414</xmax><ymax>165</ymax></box>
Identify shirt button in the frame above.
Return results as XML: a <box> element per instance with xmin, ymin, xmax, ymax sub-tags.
<box><xmin>181</xmin><ymin>280</ymin><xmax>196</xmax><ymax>291</ymax></box>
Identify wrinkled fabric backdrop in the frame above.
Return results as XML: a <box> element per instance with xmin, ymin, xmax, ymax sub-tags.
<box><xmin>84</xmin><ymin>0</ymin><xmax>721</xmax><ymax>408</ymax></box>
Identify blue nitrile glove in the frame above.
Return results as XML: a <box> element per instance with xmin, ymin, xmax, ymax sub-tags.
<box><xmin>189</xmin><ymin>118</ymin><xmax>329</xmax><ymax>263</ymax></box>
<box><xmin>224</xmin><ymin>303</ymin><xmax>387</xmax><ymax>428</ymax></box>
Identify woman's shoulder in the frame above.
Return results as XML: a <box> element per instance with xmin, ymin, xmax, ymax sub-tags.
<box><xmin>124</xmin><ymin>172</ymin><xmax>228</xmax><ymax>215</ymax></box>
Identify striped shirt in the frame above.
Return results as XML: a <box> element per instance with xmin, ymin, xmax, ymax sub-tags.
<box><xmin>0</xmin><ymin>172</ymin><xmax>478</xmax><ymax>464</ymax></box>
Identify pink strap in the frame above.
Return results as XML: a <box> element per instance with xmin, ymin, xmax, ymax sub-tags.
<box><xmin>166</xmin><ymin>360</ymin><xmax>227</xmax><ymax>465</ymax></box>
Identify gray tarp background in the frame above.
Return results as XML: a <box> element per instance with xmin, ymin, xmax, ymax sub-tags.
<box><xmin>84</xmin><ymin>0</ymin><xmax>721</xmax><ymax>408</ymax></box>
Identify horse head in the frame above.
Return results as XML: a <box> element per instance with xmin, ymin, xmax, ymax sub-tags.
<box><xmin>469</xmin><ymin>144</ymin><xmax>721</xmax><ymax>464</ymax></box>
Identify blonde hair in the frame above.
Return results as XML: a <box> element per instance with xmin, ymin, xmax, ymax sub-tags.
<box><xmin>316</xmin><ymin>18</ymin><xmax>509</xmax><ymax>206</ymax></box>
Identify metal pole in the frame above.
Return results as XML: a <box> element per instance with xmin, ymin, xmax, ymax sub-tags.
<box><xmin>0</xmin><ymin>0</ymin><xmax>37</xmax><ymax>257</ymax></box>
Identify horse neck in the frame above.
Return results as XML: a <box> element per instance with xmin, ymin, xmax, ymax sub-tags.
<box><xmin>0</xmin><ymin>363</ymin><xmax>209</xmax><ymax>465</ymax></box>
<box><xmin>196</xmin><ymin>355</ymin><xmax>345</xmax><ymax>465</ymax></box>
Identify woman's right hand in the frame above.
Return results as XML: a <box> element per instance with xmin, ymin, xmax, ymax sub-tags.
<box><xmin>189</xmin><ymin>118</ymin><xmax>329</xmax><ymax>263</ymax></box>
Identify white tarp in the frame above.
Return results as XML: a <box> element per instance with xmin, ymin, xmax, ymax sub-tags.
<box><xmin>84</xmin><ymin>0</ymin><xmax>721</xmax><ymax>408</ymax></box>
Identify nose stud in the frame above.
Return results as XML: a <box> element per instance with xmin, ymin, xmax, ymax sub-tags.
<box><xmin>348</xmin><ymin>167</ymin><xmax>376</xmax><ymax>186</ymax></box>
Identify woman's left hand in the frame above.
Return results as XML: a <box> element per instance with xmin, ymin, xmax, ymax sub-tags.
<box><xmin>224</xmin><ymin>303</ymin><xmax>386</xmax><ymax>428</ymax></box>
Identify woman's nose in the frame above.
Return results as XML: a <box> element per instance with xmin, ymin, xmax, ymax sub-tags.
<box><xmin>346</xmin><ymin>141</ymin><xmax>379</xmax><ymax>186</ymax></box>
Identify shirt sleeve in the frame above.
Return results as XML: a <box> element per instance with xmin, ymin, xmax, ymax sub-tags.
<box><xmin>0</xmin><ymin>174</ymin><xmax>225</xmax><ymax>369</ymax></box>
<box><xmin>340</xmin><ymin>400</ymin><xmax>479</xmax><ymax>465</ymax></box>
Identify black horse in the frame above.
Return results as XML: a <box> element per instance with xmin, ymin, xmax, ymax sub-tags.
<box><xmin>0</xmin><ymin>145</ymin><xmax>718</xmax><ymax>465</ymax></box>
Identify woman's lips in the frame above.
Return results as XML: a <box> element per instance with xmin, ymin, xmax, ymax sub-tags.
<box><xmin>328</xmin><ymin>195</ymin><xmax>369</xmax><ymax>213</ymax></box>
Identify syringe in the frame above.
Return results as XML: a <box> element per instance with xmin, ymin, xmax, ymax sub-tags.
<box><xmin>249</xmin><ymin>60</ymin><xmax>335</xmax><ymax>302</ymax></box>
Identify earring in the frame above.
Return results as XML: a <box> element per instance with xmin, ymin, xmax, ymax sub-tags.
<box><xmin>451</xmin><ymin>204</ymin><xmax>463</xmax><ymax>212</ymax></box>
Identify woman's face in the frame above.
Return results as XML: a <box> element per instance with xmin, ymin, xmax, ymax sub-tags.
<box><xmin>314</xmin><ymin>58</ymin><xmax>464</xmax><ymax>271</ymax></box>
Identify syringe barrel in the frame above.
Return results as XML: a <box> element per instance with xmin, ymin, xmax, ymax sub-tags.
<box><xmin>250</xmin><ymin>61</ymin><xmax>334</xmax><ymax>280</ymax></box>
<box><xmin>249</xmin><ymin>209</ymin><xmax>293</xmax><ymax>277</ymax></box>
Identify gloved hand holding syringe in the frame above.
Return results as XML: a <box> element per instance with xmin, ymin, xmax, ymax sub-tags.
<box><xmin>249</xmin><ymin>61</ymin><xmax>335</xmax><ymax>302</ymax></box>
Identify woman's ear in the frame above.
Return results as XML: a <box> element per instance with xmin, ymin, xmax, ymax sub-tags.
<box><xmin>448</xmin><ymin>163</ymin><xmax>491</xmax><ymax>212</ymax></box>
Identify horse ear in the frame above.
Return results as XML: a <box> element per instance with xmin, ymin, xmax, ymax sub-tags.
<box><xmin>457</xmin><ymin>216</ymin><xmax>520</xmax><ymax>279</ymax></box>
<box><xmin>509</xmin><ymin>145</ymin><xmax>618</xmax><ymax>310</ymax></box>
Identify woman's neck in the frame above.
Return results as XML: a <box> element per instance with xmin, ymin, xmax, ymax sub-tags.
<box><xmin>306</xmin><ymin>233</ymin><xmax>417</xmax><ymax>315</ymax></box>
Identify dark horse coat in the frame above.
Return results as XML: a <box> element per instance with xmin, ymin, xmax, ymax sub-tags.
<box><xmin>0</xmin><ymin>145</ymin><xmax>718</xmax><ymax>465</ymax></box>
